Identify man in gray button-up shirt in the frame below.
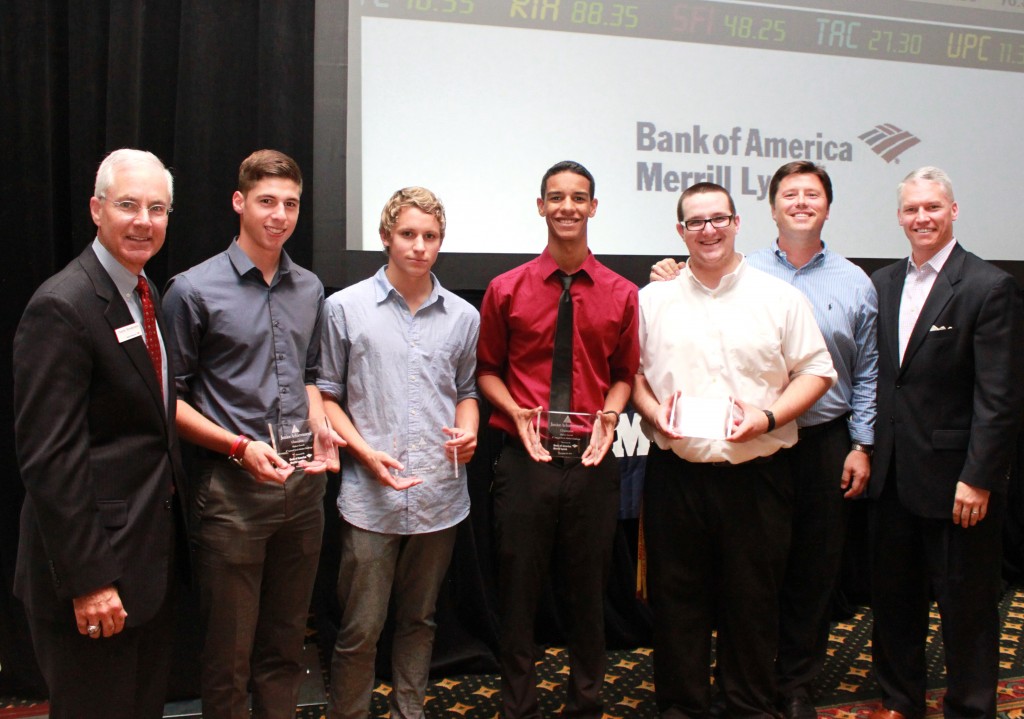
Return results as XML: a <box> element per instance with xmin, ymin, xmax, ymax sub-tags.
<box><xmin>163</xmin><ymin>150</ymin><xmax>340</xmax><ymax>719</ymax></box>
<box><xmin>318</xmin><ymin>187</ymin><xmax>479</xmax><ymax>719</ymax></box>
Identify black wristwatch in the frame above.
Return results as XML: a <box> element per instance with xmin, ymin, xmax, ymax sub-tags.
<box><xmin>762</xmin><ymin>409</ymin><xmax>776</xmax><ymax>432</ymax></box>
<box><xmin>851</xmin><ymin>442</ymin><xmax>874</xmax><ymax>457</ymax></box>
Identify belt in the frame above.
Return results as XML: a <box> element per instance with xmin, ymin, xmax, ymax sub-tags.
<box><xmin>504</xmin><ymin>432</ymin><xmax>591</xmax><ymax>448</ymax></box>
<box><xmin>503</xmin><ymin>434</ymin><xmax>529</xmax><ymax>452</ymax></box>
<box><xmin>797</xmin><ymin>412</ymin><xmax>849</xmax><ymax>439</ymax></box>
<box><xmin>708</xmin><ymin>453</ymin><xmax>778</xmax><ymax>468</ymax></box>
<box><xmin>503</xmin><ymin>433</ymin><xmax>585</xmax><ymax>467</ymax></box>
<box><xmin>654</xmin><ymin>443</ymin><xmax>779</xmax><ymax>468</ymax></box>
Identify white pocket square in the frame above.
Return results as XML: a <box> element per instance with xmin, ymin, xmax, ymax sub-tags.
<box><xmin>929</xmin><ymin>325</ymin><xmax>952</xmax><ymax>332</ymax></box>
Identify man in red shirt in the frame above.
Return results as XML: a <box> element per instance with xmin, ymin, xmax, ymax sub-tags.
<box><xmin>477</xmin><ymin>160</ymin><xmax>640</xmax><ymax>719</ymax></box>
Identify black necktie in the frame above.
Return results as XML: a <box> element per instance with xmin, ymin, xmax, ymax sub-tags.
<box><xmin>549</xmin><ymin>272</ymin><xmax>575</xmax><ymax>413</ymax></box>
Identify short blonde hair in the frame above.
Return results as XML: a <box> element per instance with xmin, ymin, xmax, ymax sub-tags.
<box><xmin>379</xmin><ymin>187</ymin><xmax>446</xmax><ymax>240</ymax></box>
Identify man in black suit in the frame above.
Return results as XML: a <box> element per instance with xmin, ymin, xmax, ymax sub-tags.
<box><xmin>13</xmin><ymin>149</ymin><xmax>188</xmax><ymax>718</ymax></box>
<box><xmin>869</xmin><ymin>166</ymin><xmax>1024</xmax><ymax>719</ymax></box>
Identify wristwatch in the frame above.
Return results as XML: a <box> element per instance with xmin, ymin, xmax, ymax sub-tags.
<box><xmin>762</xmin><ymin>409</ymin><xmax>776</xmax><ymax>432</ymax></box>
<box><xmin>851</xmin><ymin>442</ymin><xmax>874</xmax><ymax>457</ymax></box>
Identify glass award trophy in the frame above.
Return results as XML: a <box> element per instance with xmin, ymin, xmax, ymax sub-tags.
<box><xmin>268</xmin><ymin>417</ymin><xmax>337</xmax><ymax>469</ymax></box>
<box><xmin>536</xmin><ymin>411</ymin><xmax>603</xmax><ymax>459</ymax></box>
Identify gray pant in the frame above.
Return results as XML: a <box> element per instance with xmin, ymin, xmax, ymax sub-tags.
<box><xmin>327</xmin><ymin>521</ymin><xmax>458</xmax><ymax>719</ymax></box>
<box><xmin>193</xmin><ymin>459</ymin><xmax>326</xmax><ymax>719</ymax></box>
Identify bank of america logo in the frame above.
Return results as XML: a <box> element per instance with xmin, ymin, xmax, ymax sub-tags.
<box><xmin>859</xmin><ymin>124</ymin><xmax>920</xmax><ymax>163</ymax></box>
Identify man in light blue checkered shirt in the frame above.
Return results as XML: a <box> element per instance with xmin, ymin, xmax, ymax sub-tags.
<box><xmin>318</xmin><ymin>187</ymin><xmax>480</xmax><ymax>719</ymax></box>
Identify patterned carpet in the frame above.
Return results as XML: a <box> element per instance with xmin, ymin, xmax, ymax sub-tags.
<box><xmin>303</xmin><ymin>587</ymin><xmax>1024</xmax><ymax>718</ymax></box>
<box><xmin>3</xmin><ymin>588</ymin><xmax>1023</xmax><ymax>718</ymax></box>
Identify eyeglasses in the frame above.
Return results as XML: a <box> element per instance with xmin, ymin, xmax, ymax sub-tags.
<box><xmin>681</xmin><ymin>214</ymin><xmax>733</xmax><ymax>232</ymax></box>
<box><xmin>103</xmin><ymin>198</ymin><xmax>172</xmax><ymax>218</ymax></box>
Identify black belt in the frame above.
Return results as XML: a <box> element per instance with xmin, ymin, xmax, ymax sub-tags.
<box><xmin>503</xmin><ymin>433</ymin><xmax>586</xmax><ymax>467</ymax></box>
<box><xmin>708</xmin><ymin>453</ymin><xmax>778</xmax><ymax>468</ymax></box>
<box><xmin>503</xmin><ymin>434</ymin><xmax>529</xmax><ymax>452</ymax></box>
<box><xmin>797</xmin><ymin>412</ymin><xmax>849</xmax><ymax>439</ymax></box>
<box><xmin>653</xmin><ymin>443</ymin><xmax>779</xmax><ymax>468</ymax></box>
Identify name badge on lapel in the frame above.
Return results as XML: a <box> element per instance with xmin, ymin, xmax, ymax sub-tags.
<box><xmin>115</xmin><ymin>323</ymin><xmax>143</xmax><ymax>343</ymax></box>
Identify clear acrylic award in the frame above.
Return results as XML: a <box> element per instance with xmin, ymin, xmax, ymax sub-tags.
<box><xmin>268</xmin><ymin>417</ymin><xmax>337</xmax><ymax>470</ymax></box>
<box><xmin>536</xmin><ymin>411</ymin><xmax>603</xmax><ymax>459</ymax></box>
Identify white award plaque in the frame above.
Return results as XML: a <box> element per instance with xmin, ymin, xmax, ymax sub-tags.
<box><xmin>668</xmin><ymin>395</ymin><xmax>737</xmax><ymax>440</ymax></box>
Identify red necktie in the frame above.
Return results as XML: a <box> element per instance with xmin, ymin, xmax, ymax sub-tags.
<box><xmin>136</xmin><ymin>276</ymin><xmax>163</xmax><ymax>398</ymax></box>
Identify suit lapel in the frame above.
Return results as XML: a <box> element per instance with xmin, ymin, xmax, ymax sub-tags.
<box><xmin>882</xmin><ymin>262</ymin><xmax>905</xmax><ymax>374</ymax></box>
<box><xmin>79</xmin><ymin>250</ymin><xmax>167</xmax><ymax>415</ymax></box>
<box><xmin>900</xmin><ymin>244</ymin><xmax>965</xmax><ymax>372</ymax></box>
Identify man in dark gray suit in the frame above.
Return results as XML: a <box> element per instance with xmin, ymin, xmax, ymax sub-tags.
<box><xmin>13</xmin><ymin>148</ymin><xmax>188</xmax><ymax>718</ymax></box>
<box><xmin>869</xmin><ymin>166</ymin><xmax>1024</xmax><ymax>719</ymax></box>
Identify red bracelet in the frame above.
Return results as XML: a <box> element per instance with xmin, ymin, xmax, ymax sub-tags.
<box><xmin>229</xmin><ymin>434</ymin><xmax>252</xmax><ymax>462</ymax></box>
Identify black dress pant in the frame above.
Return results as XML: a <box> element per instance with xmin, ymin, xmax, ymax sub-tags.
<box><xmin>777</xmin><ymin>416</ymin><xmax>851</xmax><ymax>699</ymax></box>
<box><xmin>644</xmin><ymin>445</ymin><xmax>792</xmax><ymax>719</ymax></box>
<box><xmin>870</xmin><ymin>473</ymin><xmax>1004</xmax><ymax>719</ymax></box>
<box><xmin>492</xmin><ymin>440</ymin><xmax>621</xmax><ymax>719</ymax></box>
<box><xmin>27</xmin><ymin>586</ymin><xmax>176</xmax><ymax>719</ymax></box>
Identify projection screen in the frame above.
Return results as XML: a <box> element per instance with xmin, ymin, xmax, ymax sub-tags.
<box><xmin>317</xmin><ymin>0</ymin><xmax>1023</xmax><ymax>275</ymax></box>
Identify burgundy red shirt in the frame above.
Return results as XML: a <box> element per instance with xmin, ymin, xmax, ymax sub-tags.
<box><xmin>477</xmin><ymin>248</ymin><xmax>640</xmax><ymax>436</ymax></box>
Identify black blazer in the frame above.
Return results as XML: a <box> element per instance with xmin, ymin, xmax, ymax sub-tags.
<box><xmin>13</xmin><ymin>246</ymin><xmax>188</xmax><ymax>627</ymax></box>
<box><xmin>870</xmin><ymin>242</ymin><xmax>1024</xmax><ymax>518</ymax></box>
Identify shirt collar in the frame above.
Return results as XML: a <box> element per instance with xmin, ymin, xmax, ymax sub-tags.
<box><xmin>91</xmin><ymin>237</ymin><xmax>144</xmax><ymax>299</ymax></box>
<box><xmin>683</xmin><ymin>253</ymin><xmax>746</xmax><ymax>295</ymax></box>
<box><xmin>372</xmin><ymin>265</ymin><xmax>443</xmax><ymax>309</ymax></box>
<box><xmin>771</xmin><ymin>238</ymin><xmax>827</xmax><ymax>270</ymax></box>
<box><xmin>226</xmin><ymin>237</ymin><xmax>292</xmax><ymax>282</ymax></box>
<box><xmin>907</xmin><ymin>238</ymin><xmax>957</xmax><ymax>276</ymax></box>
<box><xmin>537</xmin><ymin>246</ymin><xmax>595</xmax><ymax>283</ymax></box>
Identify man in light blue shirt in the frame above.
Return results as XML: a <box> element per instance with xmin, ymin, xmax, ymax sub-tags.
<box><xmin>318</xmin><ymin>187</ymin><xmax>480</xmax><ymax>719</ymax></box>
<box><xmin>751</xmin><ymin>161</ymin><xmax>877</xmax><ymax>719</ymax></box>
<box><xmin>651</xmin><ymin>161</ymin><xmax>878</xmax><ymax>719</ymax></box>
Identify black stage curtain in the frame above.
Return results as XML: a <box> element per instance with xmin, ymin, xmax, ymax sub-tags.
<box><xmin>0</xmin><ymin>0</ymin><xmax>317</xmax><ymax>696</ymax></box>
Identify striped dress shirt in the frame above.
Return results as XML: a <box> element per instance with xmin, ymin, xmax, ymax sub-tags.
<box><xmin>746</xmin><ymin>241</ymin><xmax>878</xmax><ymax>443</ymax></box>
